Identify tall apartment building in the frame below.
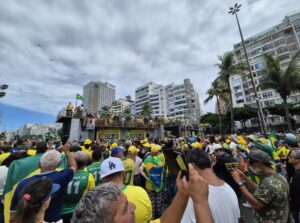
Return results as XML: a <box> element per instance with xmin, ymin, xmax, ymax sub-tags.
<box><xmin>110</xmin><ymin>99</ymin><xmax>132</xmax><ymax>114</ymax></box>
<box><xmin>166</xmin><ymin>79</ymin><xmax>201</xmax><ymax>123</ymax></box>
<box><xmin>230</xmin><ymin>11</ymin><xmax>300</xmax><ymax>109</ymax></box>
<box><xmin>135</xmin><ymin>82</ymin><xmax>160</xmax><ymax>115</ymax></box>
<box><xmin>134</xmin><ymin>79</ymin><xmax>201</xmax><ymax>124</ymax></box>
<box><xmin>83</xmin><ymin>81</ymin><xmax>116</xmax><ymax>113</ymax></box>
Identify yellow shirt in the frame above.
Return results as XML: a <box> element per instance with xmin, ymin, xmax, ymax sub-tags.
<box><xmin>277</xmin><ymin>146</ymin><xmax>289</xmax><ymax>158</ymax></box>
<box><xmin>122</xmin><ymin>158</ymin><xmax>136</xmax><ymax>185</ymax></box>
<box><xmin>0</xmin><ymin>152</ymin><xmax>10</xmax><ymax>165</ymax></box>
<box><xmin>122</xmin><ymin>185</ymin><xmax>152</xmax><ymax>223</ymax></box>
<box><xmin>27</xmin><ymin>149</ymin><xmax>37</xmax><ymax>156</ymax></box>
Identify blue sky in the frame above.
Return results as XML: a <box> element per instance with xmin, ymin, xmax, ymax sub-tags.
<box><xmin>0</xmin><ymin>103</ymin><xmax>55</xmax><ymax>130</ymax></box>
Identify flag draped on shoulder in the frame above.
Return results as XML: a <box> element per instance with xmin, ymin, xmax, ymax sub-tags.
<box><xmin>3</xmin><ymin>153</ymin><xmax>68</xmax><ymax>223</ymax></box>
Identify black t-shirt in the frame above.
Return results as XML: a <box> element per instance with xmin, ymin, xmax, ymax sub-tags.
<box><xmin>213</xmin><ymin>153</ymin><xmax>241</xmax><ymax>198</ymax></box>
<box><xmin>290</xmin><ymin>169</ymin><xmax>300</xmax><ymax>213</ymax></box>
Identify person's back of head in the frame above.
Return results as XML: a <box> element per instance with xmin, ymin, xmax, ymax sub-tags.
<box><xmin>39</xmin><ymin>150</ymin><xmax>61</xmax><ymax>171</ymax></box>
<box><xmin>75</xmin><ymin>151</ymin><xmax>88</xmax><ymax>170</ymax></box>
<box><xmin>31</xmin><ymin>141</ymin><xmax>37</xmax><ymax>149</ymax></box>
<box><xmin>186</xmin><ymin>149</ymin><xmax>211</xmax><ymax>170</ymax></box>
<box><xmin>92</xmin><ymin>150</ymin><xmax>102</xmax><ymax>162</ymax></box>
<box><xmin>72</xmin><ymin>182</ymin><xmax>122</xmax><ymax>223</ymax></box>
<box><xmin>70</xmin><ymin>144</ymin><xmax>82</xmax><ymax>153</ymax></box>
<box><xmin>36</xmin><ymin>142</ymin><xmax>48</xmax><ymax>154</ymax></box>
<box><xmin>15</xmin><ymin>178</ymin><xmax>54</xmax><ymax>223</ymax></box>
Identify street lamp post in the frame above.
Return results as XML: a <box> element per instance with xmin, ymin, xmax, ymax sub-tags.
<box><xmin>229</xmin><ymin>3</ymin><xmax>267</xmax><ymax>133</ymax></box>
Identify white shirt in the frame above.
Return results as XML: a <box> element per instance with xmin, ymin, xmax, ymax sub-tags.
<box><xmin>0</xmin><ymin>166</ymin><xmax>8</xmax><ymax>197</ymax></box>
<box><xmin>181</xmin><ymin>183</ymin><xmax>240</xmax><ymax>223</ymax></box>
<box><xmin>134</xmin><ymin>156</ymin><xmax>143</xmax><ymax>175</ymax></box>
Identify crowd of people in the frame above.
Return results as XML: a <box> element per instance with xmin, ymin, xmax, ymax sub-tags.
<box><xmin>0</xmin><ymin>131</ymin><xmax>299</xmax><ymax>223</ymax></box>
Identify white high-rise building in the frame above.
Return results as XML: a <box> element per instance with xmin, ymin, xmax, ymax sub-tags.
<box><xmin>135</xmin><ymin>82</ymin><xmax>160</xmax><ymax>115</ymax></box>
<box><xmin>110</xmin><ymin>99</ymin><xmax>132</xmax><ymax>114</ymax></box>
<box><xmin>230</xmin><ymin>11</ymin><xmax>300</xmax><ymax>109</ymax></box>
<box><xmin>166</xmin><ymin>79</ymin><xmax>201</xmax><ymax>124</ymax></box>
<box><xmin>225</xmin><ymin>11</ymin><xmax>300</xmax><ymax>128</ymax></box>
<box><xmin>83</xmin><ymin>81</ymin><xmax>116</xmax><ymax>113</ymax></box>
<box><xmin>134</xmin><ymin>79</ymin><xmax>201</xmax><ymax>124</ymax></box>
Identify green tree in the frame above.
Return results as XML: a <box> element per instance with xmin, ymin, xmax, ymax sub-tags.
<box><xmin>125</xmin><ymin>95</ymin><xmax>132</xmax><ymax>102</ymax></box>
<box><xmin>267</xmin><ymin>104</ymin><xmax>300</xmax><ymax>116</ymax></box>
<box><xmin>142</xmin><ymin>102</ymin><xmax>152</xmax><ymax>118</ymax></box>
<box><xmin>232</xmin><ymin>105</ymin><xmax>258</xmax><ymax>128</ymax></box>
<box><xmin>102</xmin><ymin>106</ymin><xmax>110</xmax><ymax>112</ymax></box>
<box><xmin>201</xmin><ymin>112</ymin><xmax>230</xmax><ymax>134</ymax></box>
<box><xmin>204</xmin><ymin>77</ymin><xmax>229</xmax><ymax>134</ymax></box>
<box><xmin>123</xmin><ymin>108</ymin><xmax>131</xmax><ymax>116</ymax></box>
<box><xmin>260</xmin><ymin>51</ymin><xmax>300</xmax><ymax>132</ymax></box>
<box><xmin>217</xmin><ymin>53</ymin><xmax>245</xmax><ymax>133</ymax></box>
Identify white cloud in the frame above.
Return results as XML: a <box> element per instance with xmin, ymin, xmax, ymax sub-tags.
<box><xmin>0</xmin><ymin>0</ymin><xmax>299</xmax><ymax>115</ymax></box>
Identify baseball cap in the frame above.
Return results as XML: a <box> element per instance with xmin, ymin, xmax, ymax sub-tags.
<box><xmin>111</xmin><ymin>143</ymin><xmax>118</xmax><ymax>149</ymax></box>
<box><xmin>142</xmin><ymin>142</ymin><xmax>151</xmax><ymax>148</ymax></box>
<box><xmin>248</xmin><ymin>150</ymin><xmax>274</xmax><ymax>166</ymax></box>
<box><xmin>151</xmin><ymin>144</ymin><xmax>161</xmax><ymax>153</ymax></box>
<box><xmin>84</xmin><ymin>139</ymin><xmax>92</xmax><ymax>145</ymax></box>
<box><xmin>100</xmin><ymin>157</ymin><xmax>125</xmax><ymax>179</ymax></box>
<box><xmin>191</xmin><ymin>142</ymin><xmax>202</xmax><ymax>149</ymax></box>
<box><xmin>209</xmin><ymin>144</ymin><xmax>222</xmax><ymax>154</ymax></box>
<box><xmin>111</xmin><ymin>147</ymin><xmax>124</xmax><ymax>156</ymax></box>
<box><xmin>285</xmin><ymin>133</ymin><xmax>298</xmax><ymax>147</ymax></box>
<box><xmin>128</xmin><ymin>145</ymin><xmax>137</xmax><ymax>154</ymax></box>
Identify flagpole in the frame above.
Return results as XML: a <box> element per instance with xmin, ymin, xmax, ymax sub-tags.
<box><xmin>75</xmin><ymin>94</ymin><xmax>77</xmax><ymax>108</ymax></box>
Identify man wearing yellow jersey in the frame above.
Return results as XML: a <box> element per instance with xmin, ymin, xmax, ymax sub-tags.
<box><xmin>111</xmin><ymin>147</ymin><xmax>136</xmax><ymax>185</ymax></box>
<box><xmin>101</xmin><ymin>157</ymin><xmax>152</xmax><ymax>223</ymax></box>
<box><xmin>81</xmin><ymin>139</ymin><xmax>92</xmax><ymax>152</ymax></box>
<box><xmin>63</xmin><ymin>151</ymin><xmax>95</xmax><ymax>223</ymax></box>
<box><xmin>81</xmin><ymin>139</ymin><xmax>93</xmax><ymax>159</ymax></box>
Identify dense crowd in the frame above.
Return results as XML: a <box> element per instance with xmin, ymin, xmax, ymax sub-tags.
<box><xmin>0</xmin><ymin>132</ymin><xmax>299</xmax><ymax>223</ymax></box>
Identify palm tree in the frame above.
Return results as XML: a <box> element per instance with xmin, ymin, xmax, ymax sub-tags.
<box><xmin>260</xmin><ymin>51</ymin><xmax>300</xmax><ymax>132</ymax></box>
<box><xmin>204</xmin><ymin>77</ymin><xmax>230</xmax><ymax>134</ymax></box>
<box><xmin>142</xmin><ymin>102</ymin><xmax>152</xmax><ymax>118</ymax></box>
<box><xmin>217</xmin><ymin>53</ymin><xmax>245</xmax><ymax>133</ymax></box>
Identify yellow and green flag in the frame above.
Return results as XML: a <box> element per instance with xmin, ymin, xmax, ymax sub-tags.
<box><xmin>3</xmin><ymin>154</ymin><xmax>67</xmax><ymax>223</ymax></box>
<box><xmin>76</xmin><ymin>93</ymin><xmax>84</xmax><ymax>101</ymax></box>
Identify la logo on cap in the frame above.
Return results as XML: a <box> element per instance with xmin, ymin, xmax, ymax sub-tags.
<box><xmin>109</xmin><ymin>161</ymin><xmax>116</xmax><ymax>170</ymax></box>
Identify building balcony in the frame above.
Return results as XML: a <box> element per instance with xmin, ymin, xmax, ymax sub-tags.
<box><xmin>83</xmin><ymin>118</ymin><xmax>159</xmax><ymax>129</ymax></box>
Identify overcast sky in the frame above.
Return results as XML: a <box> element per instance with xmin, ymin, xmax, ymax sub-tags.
<box><xmin>1</xmin><ymin>0</ymin><xmax>300</xmax><ymax>116</ymax></box>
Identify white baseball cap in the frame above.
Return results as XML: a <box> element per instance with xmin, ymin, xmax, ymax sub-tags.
<box><xmin>100</xmin><ymin>157</ymin><xmax>125</xmax><ymax>179</ymax></box>
<box><xmin>209</xmin><ymin>144</ymin><xmax>222</xmax><ymax>154</ymax></box>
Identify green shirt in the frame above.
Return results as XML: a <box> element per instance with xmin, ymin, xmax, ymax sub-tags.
<box><xmin>87</xmin><ymin>162</ymin><xmax>101</xmax><ymax>186</ymax></box>
<box><xmin>253</xmin><ymin>173</ymin><xmax>290</xmax><ymax>223</ymax></box>
<box><xmin>63</xmin><ymin>170</ymin><xmax>95</xmax><ymax>214</ymax></box>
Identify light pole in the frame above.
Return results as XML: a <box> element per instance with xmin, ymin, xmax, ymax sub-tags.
<box><xmin>229</xmin><ymin>3</ymin><xmax>267</xmax><ymax>133</ymax></box>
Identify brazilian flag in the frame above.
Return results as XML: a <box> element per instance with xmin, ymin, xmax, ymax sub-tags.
<box><xmin>3</xmin><ymin>153</ymin><xmax>67</xmax><ymax>223</ymax></box>
<box><xmin>76</xmin><ymin>93</ymin><xmax>84</xmax><ymax>101</ymax></box>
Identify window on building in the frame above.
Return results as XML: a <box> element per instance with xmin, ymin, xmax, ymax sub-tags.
<box><xmin>235</xmin><ymin>92</ymin><xmax>243</xmax><ymax>98</ymax></box>
<box><xmin>255</xmin><ymin>62</ymin><xmax>265</xmax><ymax>70</ymax></box>
<box><xmin>262</xmin><ymin>91</ymin><xmax>273</xmax><ymax>99</ymax></box>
